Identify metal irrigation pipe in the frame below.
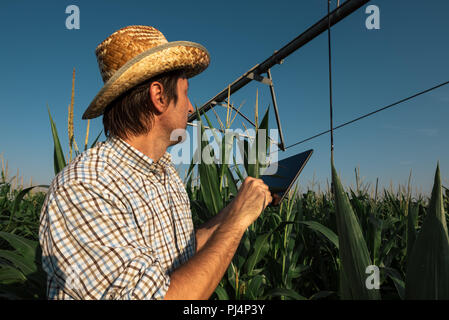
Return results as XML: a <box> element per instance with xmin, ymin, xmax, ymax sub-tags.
<box><xmin>188</xmin><ymin>0</ymin><xmax>370</xmax><ymax>122</ymax></box>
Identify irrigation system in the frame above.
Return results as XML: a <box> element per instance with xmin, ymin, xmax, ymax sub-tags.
<box><xmin>188</xmin><ymin>0</ymin><xmax>371</xmax><ymax>151</ymax></box>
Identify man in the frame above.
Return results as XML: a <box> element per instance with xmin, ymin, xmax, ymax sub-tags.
<box><xmin>39</xmin><ymin>25</ymin><xmax>273</xmax><ymax>300</ymax></box>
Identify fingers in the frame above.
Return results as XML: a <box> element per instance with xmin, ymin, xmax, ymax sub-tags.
<box><xmin>240</xmin><ymin>176</ymin><xmax>272</xmax><ymax>208</ymax></box>
<box><xmin>251</xmin><ymin>178</ymin><xmax>271</xmax><ymax>200</ymax></box>
<box><xmin>266</xmin><ymin>190</ymin><xmax>273</xmax><ymax>205</ymax></box>
<box><xmin>244</xmin><ymin>177</ymin><xmax>269</xmax><ymax>190</ymax></box>
<box><xmin>261</xmin><ymin>189</ymin><xmax>272</xmax><ymax>210</ymax></box>
<box><xmin>260</xmin><ymin>182</ymin><xmax>270</xmax><ymax>191</ymax></box>
<box><xmin>261</xmin><ymin>187</ymin><xmax>273</xmax><ymax>210</ymax></box>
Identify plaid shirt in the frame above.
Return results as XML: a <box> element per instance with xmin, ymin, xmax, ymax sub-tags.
<box><xmin>39</xmin><ymin>136</ymin><xmax>196</xmax><ymax>300</ymax></box>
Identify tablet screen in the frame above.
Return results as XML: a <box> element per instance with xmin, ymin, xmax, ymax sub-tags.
<box><xmin>260</xmin><ymin>149</ymin><xmax>313</xmax><ymax>202</ymax></box>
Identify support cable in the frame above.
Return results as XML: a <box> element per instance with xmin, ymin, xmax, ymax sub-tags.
<box><xmin>328</xmin><ymin>0</ymin><xmax>335</xmax><ymax>163</ymax></box>
<box><xmin>284</xmin><ymin>80</ymin><xmax>449</xmax><ymax>150</ymax></box>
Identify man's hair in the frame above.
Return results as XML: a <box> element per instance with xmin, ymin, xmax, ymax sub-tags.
<box><xmin>103</xmin><ymin>69</ymin><xmax>187</xmax><ymax>140</ymax></box>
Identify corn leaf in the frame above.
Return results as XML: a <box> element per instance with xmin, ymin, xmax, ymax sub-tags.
<box><xmin>256</xmin><ymin>107</ymin><xmax>270</xmax><ymax>175</ymax></box>
<box><xmin>0</xmin><ymin>265</ymin><xmax>27</xmax><ymax>285</ymax></box>
<box><xmin>6</xmin><ymin>185</ymin><xmax>48</xmax><ymax>232</ymax></box>
<box><xmin>225</xmin><ymin>166</ymin><xmax>238</xmax><ymax>197</ymax></box>
<box><xmin>299</xmin><ymin>220</ymin><xmax>339</xmax><ymax>249</ymax></box>
<box><xmin>197</xmin><ymin>160</ymin><xmax>222</xmax><ymax>215</ymax></box>
<box><xmin>244</xmin><ymin>233</ymin><xmax>271</xmax><ymax>276</ymax></box>
<box><xmin>244</xmin><ymin>221</ymin><xmax>295</xmax><ymax>275</ymax></box>
<box><xmin>0</xmin><ymin>250</ymin><xmax>36</xmax><ymax>275</ymax></box>
<box><xmin>369</xmin><ymin>213</ymin><xmax>383</xmax><ymax>266</ymax></box>
<box><xmin>0</xmin><ymin>232</ymin><xmax>38</xmax><ymax>264</ymax></box>
<box><xmin>201</xmin><ymin>111</ymin><xmax>228</xmax><ymax>193</ymax></box>
<box><xmin>332</xmin><ymin>160</ymin><xmax>380</xmax><ymax>300</ymax></box>
<box><xmin>405</xmin><ymin>163</ymin><xmax>449</xmax><ymax>299</ymax></box>
<box><xmin>243</xmin><ymin>138</ymin><xmax>255</xmax><ymax>178</ymax></box>
<box><xmin>383</xmin><ymin>267</ymin><xmax>405</xmax><ymax>300</ymax></box>
<box><xmin>309</xmin><ymin>291</ymin><xmax>335</xmax><ymax>300</ymax></box>
<box><xmin>214</xmin><ymin>285</ymin><xmax>230</xmax><ymax>300</ymax></box>
<box><xmin>428</xmin><ymin>163</ymin><xmax>448</xmax><ymax>232</ymax></box>
<box><xmin>246</xmin><ymin>274</ymin><xmax>264</xmax><ymax>299</ymax></box>
<box><xmin>406</xmin><ymin>202</ymin><xmax>419</xmax><ymax>265</ymax></box>
<box><xmin>196</xmin><ymin>110</ymin><xmax>223</xmax><ymax>214</ymax></box>
<box><xmin>47</xmin><ymin>106</ymin><xmax>66</xmax><ymax>175</ymax></box>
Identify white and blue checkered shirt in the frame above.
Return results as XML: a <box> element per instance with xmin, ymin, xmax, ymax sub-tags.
<box><xmin>39</xmin><ymin>136</ymin><xmax>196</xmax><ymax>299</ymax></box>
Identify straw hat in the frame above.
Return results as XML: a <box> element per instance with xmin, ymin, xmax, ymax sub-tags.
<box><xmin>82</xmin><ymin>25</ymin><xmax>210</xmax><ymax>119</ymax></box>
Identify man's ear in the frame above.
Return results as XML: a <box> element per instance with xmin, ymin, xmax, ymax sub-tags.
<box><xmin>149</xmin><ymin>81</ymin><xmax>167</xmax><ymax>113</ymax></box>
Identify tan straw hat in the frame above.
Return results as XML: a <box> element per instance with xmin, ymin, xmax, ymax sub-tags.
<box><xmin>82</xmin><ymin>25</ymin><xmax>210</xmax><ymax>119</ymax></box>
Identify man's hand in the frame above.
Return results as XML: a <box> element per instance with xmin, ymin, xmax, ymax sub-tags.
<box><xmin>164</xmin><ymin>177</ymin><xmax>273</xmax><ymax>300</ymax></box>
<box><xmin>226</xmin><ymin>177</ymin><xmax>273</xmax><ymax>230</ymax></box>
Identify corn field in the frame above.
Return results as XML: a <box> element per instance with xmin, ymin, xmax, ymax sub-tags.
<box><xmin>0</xmin><ymin>71</ymin><xmax>448</xmax><ymax>300</ymax></box>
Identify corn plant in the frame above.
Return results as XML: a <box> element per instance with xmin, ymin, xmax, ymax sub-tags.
<box><xmin>187</xmin><ymin>89</ymin><xmax>448</xmax><ymax>300</ymax></box>
<box><xmin>188</xmin><ymin>94</ymin><xmax>337</xmax><ymax>300</ymax></box>
<box><xmin>405</xmin><ymin>163</ymin><xmax>449</xmax><ymax>299</ymax></box>
<box><xmin>331</xmin><ymin>160</ymin><xmax>381</xmax><ymax>300</ymax></box>
<box><xmin>0</xmin><ymin>68</ymin><xmax>101</xmax><ymax>299</ymax></box>
<box><xmin>0</xmin><ymin>231</ymin><xmax>46</xmax><ymax>299</ymax></box>
<box><xmin>48</xmin><ymin>68</ymin><xmax>102</xmax><ymax>175</ymax></box>
<box><xmin>0</xmin><ymin>161</ymin><xmax>47</xmax><ymax>299</ymax></box>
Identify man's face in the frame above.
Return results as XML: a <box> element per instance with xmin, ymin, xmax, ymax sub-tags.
<box><xmin>163</xmin><ymin>77</ymin><xmax>194</xmax><ymax>145</ymax></box>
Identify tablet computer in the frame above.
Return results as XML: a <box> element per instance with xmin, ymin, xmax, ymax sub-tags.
<box><xmin>260</xmin><ymin>149</ymin><xmax>313</xmax><ymax>205</ymax></box>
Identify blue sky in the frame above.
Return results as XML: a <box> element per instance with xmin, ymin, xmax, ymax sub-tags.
<box><xmin>0</xmin><ymin>0</ymin><xmax>448</xmax><ymax>196</ymax></box>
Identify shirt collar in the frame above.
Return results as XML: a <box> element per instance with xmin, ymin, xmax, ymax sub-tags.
<box><xmin>106</xmin><ymin>136</ymin><xmax>172</xmax><ymax>176</ymax></box>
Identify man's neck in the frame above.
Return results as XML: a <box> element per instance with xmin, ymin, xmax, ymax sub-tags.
<box><xmin>123</xmin><ymin>131</ymin><xmax>168</xmax><ymax>163</ymax></box>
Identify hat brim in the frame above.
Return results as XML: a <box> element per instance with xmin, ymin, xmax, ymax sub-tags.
<box><xmin>82</xmin><ymin>41</ymin><xmax>210</xmax><ymax>119</ymax></box>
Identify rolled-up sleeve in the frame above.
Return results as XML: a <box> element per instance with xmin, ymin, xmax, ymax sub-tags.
<box><xmin>39</xmin><ymin>179</ymin><xmax>170</xmax><ymax>300</ymax></box>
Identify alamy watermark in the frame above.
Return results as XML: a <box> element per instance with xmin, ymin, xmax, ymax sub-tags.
<box><xmin>365</xmin><ymin>5</ymin><xmax>380</xmax><ymax>30</ymax></box>
<box><xmin>65</xmin><ymin>5</ymin><xmax>80</xmax><ymax>30</ymax></box>
<box><xmin>64</xmin><ymin>5</ymin><xmax>380</xmax><ymax>33</ymax></box>
<box><xmin>169</xmin><ymin>122</ymin><xmax>279</xmax><ymax>175</ymax></box>
<box><xmin>365</xmin><ymin>265</ymin><xmax>380</xmax><ymax>290</ymax></box>
<box><xmin>65</xmin><ymin>264</ymin><xmax>82</xmax><ymax>290</ymax></box>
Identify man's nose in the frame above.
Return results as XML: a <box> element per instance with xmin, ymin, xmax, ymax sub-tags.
<box><xmin>188</xmin><ymin>99</ymin><xmax>194</xmax><ymax>114</ymax></box>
